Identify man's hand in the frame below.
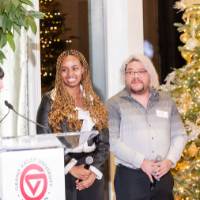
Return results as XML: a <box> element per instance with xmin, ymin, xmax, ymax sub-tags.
<box><xmin>76</xmin><ymin>172</ymin><xmax>96</xmax><ymax>191</ymax></box>
<box><xmin>153</xmin><ymin>159</ymin><xmax>173</xmax><ymax>179</ymax></box>
<box><xmin>69</xmin><ymin>165</ymin><xmax>91</xmax><ymax>180</ymax></box>
<box><xmin>141</xmin><ymin>159</ymin><xmax>156</xmax><ymax>182</ymax></box>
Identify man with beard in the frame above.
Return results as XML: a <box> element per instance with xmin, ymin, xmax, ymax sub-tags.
<box><xmin>106</xmin><ymin>54</ymin><xmax>187</xmax><ymax>200</ymax></box>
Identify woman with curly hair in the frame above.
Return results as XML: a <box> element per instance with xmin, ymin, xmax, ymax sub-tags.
<box><xmin>36</xmin><ymin>49</ymin><xmax>109</xmax><ymax>200</ymax></box>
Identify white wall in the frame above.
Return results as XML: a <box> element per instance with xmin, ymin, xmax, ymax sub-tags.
<box><xmin>89</xmin><ymin>0</ymin><xmax>144</xmax><ymax>102</ymax></box>
<box><xmin>88</xmin><ymin>0</ymin><xmax>107</xmax><ymax>100</ymax></box>
<box><xmin>0</xmin><ymin>0</ymin><xmax>41</xmax><ymax>136</ymax></box>
<box><xmin>27</xmin><ymin>0</ymin><xmax>41</xmax><ymax>135</ymax></box>
<box><xmin>89</xmin><ymin>1</ymin><xmax>144</xmax><ymax>199</ymax></box>
<box><xmin>104</xmin><ymin>0</ymin><xmax>144</xmax><ymax>99</ymax></box>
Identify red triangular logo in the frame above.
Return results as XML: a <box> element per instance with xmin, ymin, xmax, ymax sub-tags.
<box><xmin>25</xmin><ymin>174</ymin><xmax>46</xmax><ymax>196</ymax></box>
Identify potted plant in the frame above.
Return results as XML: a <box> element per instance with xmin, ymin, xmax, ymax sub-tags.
<box><xmin>0</xmin><ymin>0</ymin><xmax>44</xmax><ymax>64</ymax></box>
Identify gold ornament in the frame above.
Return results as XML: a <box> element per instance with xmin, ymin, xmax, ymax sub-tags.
<box><xmin>174</xmin><ymin>194</ymin><xmax>182</xmax><ymax>200</ymax></box>
<box><xmin>196</xmin><ymin>30</ymin><xmax>200</xmax><ymax>40</ymax></box>
<box><xmin>176</xmin><ymin>161</ymin><xmax>190</xmax><ymax>171</ymax></box>
<box><xmin>180</xmin><ymin>33</ymin><xmax>190</xmax><ymax>43</ymax></box>
<box><xmin>177</xmin><ymin>92</ymin><xmax>192</xmax><ymax>113</ymax></box>
<box><xmin>182</xmin><ymin>4</ymin><xmax>200</xmax><ymax>27</ymax></box>
<box><xmin>187</xmin><ymin>142</ymin><xmax>199</xmax><ymax>157</ymax></box>
<box><xmin>175</xmin><ymin>0</ymin><xmax>200</xmax><ymax>11</ymax></box>
<box><xmin>185</xmin><ymin>38</ymin><xmax>200</xmax><ymax>50</ymax></box>
<box><xmin>196</xmin><ymin>115</ymin><xmax>200</xmax><ymax>125</ymax></box>
<box><xmin>181</xmin><ymin>50</ymin><xmax>193</xmax><ymax>63</ymax></box>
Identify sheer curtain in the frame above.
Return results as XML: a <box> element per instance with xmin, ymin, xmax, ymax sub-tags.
<box><xmin>0</xmin><ymin>0</ymin><xmax>41</xmax><ymax>137</ymax></box>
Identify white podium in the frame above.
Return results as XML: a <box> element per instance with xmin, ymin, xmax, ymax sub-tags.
<box><xmin>0</xmin><ymin>134</ymin><xmax>65</xmax><ymax>200</ymax></box>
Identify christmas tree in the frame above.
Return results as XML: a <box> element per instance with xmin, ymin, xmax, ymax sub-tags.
<box><xmin>162</xmin><ymin>0</ymin><xmax>200</xmax><ymax>199</ymax></box>
<box><xmin>40</xmin><ymin>0</ymin><xmax>69</xmax><ymax>93</ymax></box>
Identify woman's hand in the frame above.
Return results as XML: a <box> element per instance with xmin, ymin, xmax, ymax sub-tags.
<box><xmin>69</xmin><ymin>165</ymin><xmax>91</xmax><ymax>180</ymax></box>
<box><xmin>76</xmin><ymin>172</ymin><xmax>96</xmax><ymax>191</ymax></box>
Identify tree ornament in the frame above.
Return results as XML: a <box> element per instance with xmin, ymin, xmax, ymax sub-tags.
<box><xmin>187</xmin><ymin>142</ymin><xmax>199</xmax><ymax>157</ymax></box>
<box><xmin>180</xmin><ymin>33</ymin><xmax>190</xmax><ymax>43</ymax></box>
<box><xmin>162</xmin><ymin>1</ymin><xmax>200</xmax><ymax>199</ymax></box>
<box><xmin>181</xmin><ymin>50</ymin><xmax>193</xmax><ymax>63</ymax></box>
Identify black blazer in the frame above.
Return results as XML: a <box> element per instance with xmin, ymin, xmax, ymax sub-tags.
<box><xmin>36</xmin><ymin>92</ymin><xmax>109</xmax><ymax>172</ymax></box>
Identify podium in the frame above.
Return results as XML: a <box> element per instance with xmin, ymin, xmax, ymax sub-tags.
<box><xmin>0</xmin><ymin>134</ymin><xmax>65</xmax><ymax>200</ymax></box>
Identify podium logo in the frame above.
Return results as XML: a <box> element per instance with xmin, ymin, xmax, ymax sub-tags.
<box><xmin>19</xmin><ymin>164</ymin><xmax>48</xmax><ymax>200</ymax></box>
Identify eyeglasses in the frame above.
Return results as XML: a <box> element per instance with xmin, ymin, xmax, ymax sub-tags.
<box><xmin>125</xmin><ymin>70</ymin><xmax>147</xmax><ymax>76</ymax></box>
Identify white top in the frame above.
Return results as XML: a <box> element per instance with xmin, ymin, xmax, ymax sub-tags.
<box><xmin>64</xmin><ymin>108</ymin><xmax>102</xmax><ymax>179</ymax></box>
<box><xmin>77</xmin><ymin>107</ymin><xmax>95</xmax><ymax>132</ymax></box>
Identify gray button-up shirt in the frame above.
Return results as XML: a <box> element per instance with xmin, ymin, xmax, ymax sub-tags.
<box><xmin>106</xmin><ymin>88</ymin><xmax>187</xmax><ymax>169</ymax></box>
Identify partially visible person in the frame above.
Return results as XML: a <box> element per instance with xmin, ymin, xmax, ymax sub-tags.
<box><xmin>0</xmin><ymin>67</ymin><xmax>4</xmax><ymax>90</ymax></box>
<box><xmin>36</xmin><ymin>49</ymin><xmax>109</xmax><ymax>200</ymax></box>
<box><xmin>107</xmin><ymin>54</ymin><xmax>187</xmax><ymax>200</ymax></box>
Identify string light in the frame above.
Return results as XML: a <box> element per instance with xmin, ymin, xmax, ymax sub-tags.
<box><xmin>39</xmin><ymin>0</ymin><xmax>72</xmax><ymax>93</ymax></box>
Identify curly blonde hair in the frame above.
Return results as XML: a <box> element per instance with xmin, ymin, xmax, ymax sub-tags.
<box><xmin>48</xmin><ymin>49</ymin><xmax>108</xmax><ymax>132</ymax></box>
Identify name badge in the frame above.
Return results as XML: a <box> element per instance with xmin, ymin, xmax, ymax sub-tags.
<box><xmin>156</xmin><ymin>110</ymin><xmax>169</xmax><ymax>118</ymax></box>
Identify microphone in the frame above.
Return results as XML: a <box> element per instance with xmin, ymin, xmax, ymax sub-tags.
<box><xmin>4</xmin><ymin>100</ymin><xmax>47</xmax><ymax>130</ymax></box>
<box><xmin>4</xmin><ymin>101</ymin><xmax>14</xmax><ymax>110</ymax></box>
<box><xmin>84</xmin><ymin>156</ymin><xmax>94</xmax><ymax>169</ymax></box>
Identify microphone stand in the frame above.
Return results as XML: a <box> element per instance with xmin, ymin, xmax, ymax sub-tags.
<box><xmin>0</xmin><ymin>109</ymin><xmax>10</xmax><ymax>124</ymax></box>
<box><xmin>4</xmin><ymin>100</ymin><xmax>47</xmax><ymax>130</ymax></box>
